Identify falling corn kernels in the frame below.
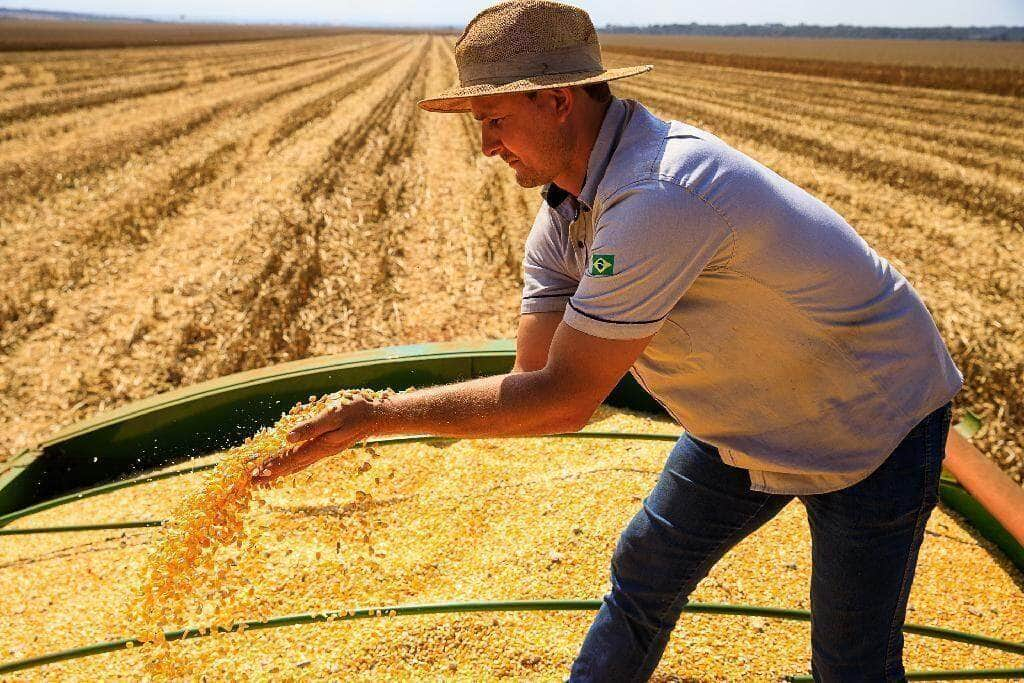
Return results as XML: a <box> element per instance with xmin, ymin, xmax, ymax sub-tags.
<box><xmin>128</xmin><ymin>388</ymin><xmax>397</xmax><ymax>653</ymax></box>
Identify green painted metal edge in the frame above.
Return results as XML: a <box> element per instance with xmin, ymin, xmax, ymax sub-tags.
<box><xmin>0</xmin><ymin>340</ymin><xmax>658</xmax><ymax>516</ymax></box>
<box><xmin>0</xmin><ymin>449</ymin><xmax>44</xmax><ymax>524</ymax></box>
<box><xmin>788</xmin><ymin>669</ymin><xmax>1024</xmax><ymax>682</ymax></box>
<box><xmin>939</xmin><ymin>414</ymin><xmax>1024</xmax><ymax>571</ymax></box>
<box><xmin>40</xmin><ymin>340</ymin><xmax>513</xmax><ymax>446</ymax></box>
<box><xmin>0</xmin><ymin>520</ymin><xmax>164</xmax><ymax>535</ymax></box>
<box><xmin>0</xmin><ymin>341</ymin><xmax>518</xmax><ymax>515</ymax></box>
<box><xmin>954</xmin><ymin>410</ymin><xmax>982</xmax><ymax>439</ymax></box>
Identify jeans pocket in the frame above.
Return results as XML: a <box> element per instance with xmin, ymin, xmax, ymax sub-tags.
<box><xmin>839</xmin><ymin>416</ymin><xmax>940</xmax><ymax>523</ymax></box>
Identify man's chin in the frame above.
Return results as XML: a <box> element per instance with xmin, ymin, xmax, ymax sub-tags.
<box><xmin>511</xmin><ymin>168</ymin><xmax>546</xmax><ymax>189</ymax></box>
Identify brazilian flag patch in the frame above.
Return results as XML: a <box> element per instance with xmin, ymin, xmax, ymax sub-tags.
<box><xmin>589</xmin><ymin>254</ymin><xmax>615</xmax><ymax>277</ymax></box>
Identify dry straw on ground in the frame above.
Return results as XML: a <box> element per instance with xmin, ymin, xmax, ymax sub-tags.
<box><xmin>0</xmin><ymin>34</ymin><xmax>1020</xmax><ymax>491</ymax></box>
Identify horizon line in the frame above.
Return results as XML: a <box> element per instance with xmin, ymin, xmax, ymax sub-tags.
<box><xmin>2</xmin><ymin>6</ymin><xmax>1022</xmax><ymax>31</ymax></box>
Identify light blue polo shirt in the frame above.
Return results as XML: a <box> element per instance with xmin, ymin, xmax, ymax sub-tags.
<box><xmin>521</xmin><ymin>97</ymin><xmax>963</xmax><ymax>495</ymax></box>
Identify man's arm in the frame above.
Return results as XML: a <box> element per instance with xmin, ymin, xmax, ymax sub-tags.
<box><xmin>255</xmin><ymin>322</ymin><xmax>651</xmax><ymax>484</ymax></box>
<box><xmin>370</xmin><ymin>321</ymin><xmax>651</xmax><ymax>437</ymax></box>
<box><xmin>512</xmin><ymin>311</ymin><xmax>562</xmax><ymax>373</ymax></box>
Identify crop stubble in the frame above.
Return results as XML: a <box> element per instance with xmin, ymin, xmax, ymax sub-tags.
<box><xmin>0</xmin><ymin>33</ymin><xmax>1020</xmax><ymax>493</ymax></box>
<box><xmin>0</xmin><ymin>37</ymin><xmax>407</xmax><ymax>355</ymax></box>
<box><xmin>601</xmin><ymin>36</ymin><xmax>1024</xmax><ymax>97</ymax></box>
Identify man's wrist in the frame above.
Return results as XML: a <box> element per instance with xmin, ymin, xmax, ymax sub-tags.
<box><xmin>365</xmin><ymin>395</ymin><xmax>396</xmax><ymax>436</ymax></box>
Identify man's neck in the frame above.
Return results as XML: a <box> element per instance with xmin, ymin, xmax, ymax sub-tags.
<box><xmin>552</xmin><ymin>99</ymin><xmax>612</xmax><ymax>199</ymax></box>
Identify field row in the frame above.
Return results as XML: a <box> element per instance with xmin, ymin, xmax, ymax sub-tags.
<box><xmin>0</xmin><ymin>19</ymin><xmax>368</xmax><ymax>51</ymax></box>
<box><xmin>0</xmin><ymin>38</ymin><xmax>410</xmax><ymax>351</ymax></box>
<box><xmin>613</xmin><ymin>61</ymin><xmax>1023</xmax><ymax>227</ymax></box>
<box><xmin>0</xmin><ymin>35</ymin><xmax>535</xmax><ymax>477</ymax></box>
<box><xmin>600</xmin><ymin>33</ymin><xmax>1024</xmax><ymax>70</ymax></box>
<box><xmin>604</xmin><ymin>41</ymin><xmax>1024</xmax><ymax>96</ymax></box>
<box><xmin>0</xmin><ymin>36</ymin><xmax>405</xmax><ymax>205</ymax></box>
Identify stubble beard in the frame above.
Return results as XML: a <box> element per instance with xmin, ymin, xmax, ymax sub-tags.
<box><xmin>507</xmin><ymin>127</ymin><xmax>573</xmax><ymax>189</ymax></box>
<box><xmin>510</xmin><ymin>164</ymin><xmax>547</xmax><ymax>188</ymax></box>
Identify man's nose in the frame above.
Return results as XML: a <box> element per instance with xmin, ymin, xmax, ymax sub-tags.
<box><xmin>480</xmin><ymin>126</ymin><xmax>501</xmax><ymax>157</ymax></box>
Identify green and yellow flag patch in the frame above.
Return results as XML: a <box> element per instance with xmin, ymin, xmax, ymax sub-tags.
<box><xmin>589</xmin><ymin>254</ymin><xmax>615</xmax><ymax>277</ymax></box>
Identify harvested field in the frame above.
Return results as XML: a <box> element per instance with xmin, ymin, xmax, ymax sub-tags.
<box><xmin>601</xmin><ymin>39</ymin><xmax>1024</xmax><ymax>97</ymax></box>
<box><xmin>1</xmin><ymin>408</ymin><xmax>1021</xmax><ymax>679</ymax></box>
<box><xmin>0</xmin><ymin>26</ymin><xmax>1021</xmax><ymax>501</ymax></box>
<box><xmin>0</xmin><ymin>18</ymin><xmax>374</xmax><ymax>51</ymax></box>
<box><xmin>599</xmin><ymin>34</ymin><xmax>1024</xmax><ymax>70</ymax></box>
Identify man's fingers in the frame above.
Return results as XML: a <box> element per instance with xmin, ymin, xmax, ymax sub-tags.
<box><xmin>252</xmin><ymin>448</ymin><xmax>315</xmax><ymax>487</ymax></box>
<box><xmin>252</xmin><ymin>430</ymin><xmax>362</xmax><ymax>487</ymax></box>
<box><xmin>287</xmin><ymin>408</ymin><xmax>341</xmax><ymax>443</ymax></box>
<box><xmin>289</xmin><ymin>434</ymin><xmax>342</xmax><ymax>463</ymax></box>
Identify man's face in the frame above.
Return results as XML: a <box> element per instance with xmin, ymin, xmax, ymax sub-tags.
<box><xmin>469</xmin><ymin>91</ymin><xmax>572</xmax><ymax>188</ymax></box>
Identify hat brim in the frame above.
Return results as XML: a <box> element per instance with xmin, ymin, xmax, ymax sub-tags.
<box><xmin>417</xmin><ymin>64</ymin><xmax>652</xmax><ymax>113</ymax></box>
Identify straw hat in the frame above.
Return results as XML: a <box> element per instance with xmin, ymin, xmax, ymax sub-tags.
<box><xmin>418</xmin><ymin>0</ymin><xmax>652</xmax><ymax>113</ymax></box>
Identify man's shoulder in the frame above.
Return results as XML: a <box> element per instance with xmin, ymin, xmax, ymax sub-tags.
<box><xmin>597</xmin><ymin>100</ymin><xmax>740</xmax><ymax>207</ymax></box>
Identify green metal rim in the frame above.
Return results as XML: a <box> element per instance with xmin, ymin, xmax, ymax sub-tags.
<box><xmin>0</xmin><ymin>341</ymin><xmax>540</xmax><ymax>518</ymax></box>
<box><xmin>0</xmin><ymin>520</ymin><xmax>164</xmax><ymax>535</ymax></box>
<box><xmin>1</xmin><ymin>599</ymin><xmax>1021</xmax><ymax>676</ymax></box>
<box><xmin>41</xmin><ymin>341</ymin><xmax>518</xmax><ymax>448</ymax></box>
<box><xmin>3</xmin><ymin>340</ymin><xmax>1017</xmax><ymax>572</ymax></box>
<box><xmin>0</xmin><ymin>431</ymin><xmax>682</xmax><ymax>531</ymax></box>
<box><xmin>0</xmin><ymin>337</ymin><xmax>1019</xmax><ymax>680</ymax></box>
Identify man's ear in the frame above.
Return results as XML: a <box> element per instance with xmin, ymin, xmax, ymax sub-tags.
<box><xmin>531</xmin><ymin>88</ymin><xmax>574</xmax><ymax>122</ymax></box>
<box><xmin>550</xmin><ymin>87</ymin><xmax>574</xmax><ymax>122</ymax></box>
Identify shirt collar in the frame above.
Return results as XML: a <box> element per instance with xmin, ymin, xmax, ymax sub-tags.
<box><xmin>541</xmin><ymin>96</ymin><xmax>628</xmax><ymax>212</ymax></box>
<box><xmin>540</xmin><ymin>182</ymin><xmax>569</xmax><ymax>209</ymax></box>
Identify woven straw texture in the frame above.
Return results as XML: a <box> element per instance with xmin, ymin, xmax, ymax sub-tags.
<box><xmin>419</xmin><ymin>0</ymin><xmax>651</xmax><ymax>113</ymax></box>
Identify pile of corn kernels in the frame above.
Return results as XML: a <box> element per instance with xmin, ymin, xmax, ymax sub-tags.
<box><xmin>0</xmin><ymin>405</ymin><xmax>1022</xmax><ymax>680</ymax></box>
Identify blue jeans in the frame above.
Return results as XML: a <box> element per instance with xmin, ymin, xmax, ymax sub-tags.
<box><xmin>570</xmin><ymin>402</ymin><xmax>951</xmax><ymax>683</ymax></box>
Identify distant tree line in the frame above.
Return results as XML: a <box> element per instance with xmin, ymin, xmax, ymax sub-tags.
<box><xmin>0</xmin><ymin>7</ymin><xmax>158</xmax><ymax>22</ymax></box>
<box><xmin>601</xmin><ymin>23</ymin><xmax>1024</xmax><ymax>42</ymax></box>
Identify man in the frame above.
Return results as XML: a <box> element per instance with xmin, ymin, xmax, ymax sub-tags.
<box><xmin>255</xmin><ymin>1</ymin><xmax>963</xmax><ymax>680</ymax></box>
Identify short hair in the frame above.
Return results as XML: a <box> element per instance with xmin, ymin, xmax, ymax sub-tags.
<box><xmin>580</xmin><ymin>82</ymin><xmax>612</xmax><ymax>103</ymax></box>
<box><xmin>524</xmin><ymin>82</ymin><xmax>612</xmax><ymax>104</ymax></box>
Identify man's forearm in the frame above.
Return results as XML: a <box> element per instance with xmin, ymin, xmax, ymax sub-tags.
<box><xmin>369</xmin><ymin>369</ymin><xmax>586</xmax><ymax>438</ymax></box>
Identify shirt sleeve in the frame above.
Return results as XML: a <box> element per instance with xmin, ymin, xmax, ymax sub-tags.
<box><xmin>520</xmin><ymin>205</ymin><xmax>579</xmax><ymax>315</ymax></box>
<box><xmin>563</xmin><ymin>179</ymin><xmax>734</xmax><ymax>340</ymax></box>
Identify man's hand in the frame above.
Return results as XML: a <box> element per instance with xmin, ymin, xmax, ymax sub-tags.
<box><xmin>252</xmin><ymin>397</ymin><xmax>378</xmax><ymax>487</ymax></box>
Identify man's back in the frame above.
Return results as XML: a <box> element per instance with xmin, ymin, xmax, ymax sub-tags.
<box><xmin>523</xmin><ymin>97</ymin><xmax>963</xmax><ymax>494</ymax></box>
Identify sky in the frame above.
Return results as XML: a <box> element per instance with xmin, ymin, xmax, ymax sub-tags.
<box><xmin>9</xmin><ymin>0</ymin><xmax>1024</xmax><ymax>28</ymax></box>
